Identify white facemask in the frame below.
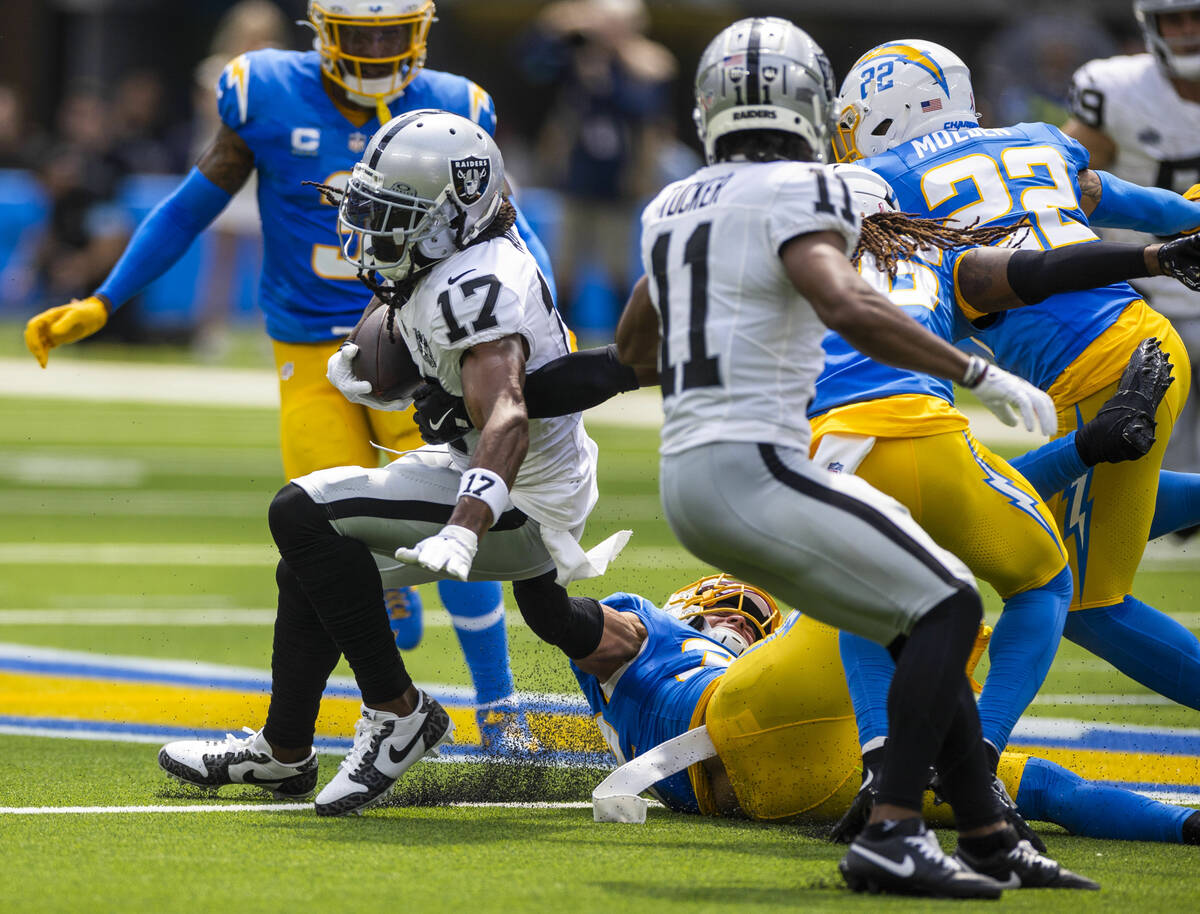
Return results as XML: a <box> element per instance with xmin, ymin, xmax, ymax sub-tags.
<box><xmin>1169</xmin><ymin>51</ymin><xmax>1200</xmax><ymax>80</ymax></box>
<box><xmin>700</xmin><ymin>619</ymin><xmax>752</xmax><ymax>657</ymax></box>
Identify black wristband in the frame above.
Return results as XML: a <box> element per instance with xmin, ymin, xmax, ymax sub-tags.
<box><xmin>1006</xmin><ymin>243</ymin><xmax>1151</xmax><ymax>306</ymax></box>
<box><xmin>523</xmin><ymin>344</ymin><xmax>641</xmax><ymax>419</ymax></box>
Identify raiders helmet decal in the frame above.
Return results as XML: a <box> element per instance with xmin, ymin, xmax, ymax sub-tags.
<box><xmin>451</xmin><ymin>157</ymin><xmax>490</xmax><ymax>204</ymax></box>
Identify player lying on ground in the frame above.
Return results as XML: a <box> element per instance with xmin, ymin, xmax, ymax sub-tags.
<box><xmin>22</xmin><ymin>0</ymin><xmax>545</xmax><ymax>748</ymax></box>
<box><xmin>572</xmin><ymin>575</ymin><xmax>1200</xmax><ymax>847</ymax></box>
<box><xmin>834</xmin><ymin>37</ymin><xmax>1200</xmax><ymax>729</ymax></box>
<box><xmin>157</xmin><ymin>111</ymin><xmax>628</xmax><ymax>817</ymax></box>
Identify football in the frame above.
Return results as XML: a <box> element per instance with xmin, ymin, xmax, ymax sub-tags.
<box><xmin>348</xmin><ymin>305</ymin><xmax>424</xmax><ymax>401</ymax></box>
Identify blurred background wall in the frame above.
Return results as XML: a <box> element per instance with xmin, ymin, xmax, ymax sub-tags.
<box><xmin>0</xmin><ymin>0</ymin><xmax>1148</xmax><ymax>346</ymax></box>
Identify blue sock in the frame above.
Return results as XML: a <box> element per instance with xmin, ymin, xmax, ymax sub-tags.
<box><xmin>436</xmin><ymin>579</ymin><xmax>514</xmax><ymax>706</ymax></box>
<box><xmin>1064</xmin><ymin>595</ymin><xmax>1200</xmax><ymax>710</ymax></box>
<box><xmin>384</xmin><ymin>586</ymin><xmax>423</xmax><ymax>651</ymax></box>
<box><xmin>1151</xmin><ymin>470</ymin><xmax>1200</xmax><ymax>539</ymax></box>
<box><xmin>977</xmin><ymin>566</ymin><xmax>1073</xmax><ymax>752</ymax></box>
<box><xmin>1016</xmin><ymin>756</ymin><xmax>1191</xmax><ymax>842</ymax></box>
<box><xmin>1008</xmin><ymin>433</ymin><xmax>1089</xmax><ymax>501</ymax></box>
<box><xmin>839</xmin><ymin>630</ymin><xmax>895</xmax><ymax>749</ymax></box>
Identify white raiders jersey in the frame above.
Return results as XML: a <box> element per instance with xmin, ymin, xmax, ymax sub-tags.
<box><xmin>640</xmin><ymin>160</ymin><xmax>859</xmax><ymax>456</ymax></box>
<box><xmin>393</xmin><ymin>229</ymin><xmax>598</xmax><ymax>533</ymax></box>
<box><xmin>1070</xmin><ymin>53</ymin><xmax>1200</xmax><ymax>318</ymax></box>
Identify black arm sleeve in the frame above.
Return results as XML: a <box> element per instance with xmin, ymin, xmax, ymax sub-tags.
<box><xmin>1006</xmin><ymin>243</ymin><xmax>1151</xmax><ymax>306</ymax></box>
<box><xmin>523</xmin><ymin>344</ymin><xmax>641</xmax><ymax>419</ymax></box>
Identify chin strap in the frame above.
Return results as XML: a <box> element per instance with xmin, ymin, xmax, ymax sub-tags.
<box><xmin>375</xmin><ymin>97</ymin><xmax>391</xmax><ymax>124</ymax></box>
<box><xmin>592</xmin><ymin>725</ymin><xmax>717</xmax><ymax>823</ymax></box>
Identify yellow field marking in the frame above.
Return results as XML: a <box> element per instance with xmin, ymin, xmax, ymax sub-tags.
<box><xmin>0</xmin><ymin>672</ymin><xmax>610</xmax><ymax>752</ymax></box>
<box><xmin>1009</xmin><ymin>742</ymin><xmax>1200</xmax><ymax>785</ymax></box>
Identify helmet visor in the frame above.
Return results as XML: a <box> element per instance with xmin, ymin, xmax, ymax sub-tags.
<box><xmin>338</xmin><ymin>163</ymin><xmax>445</xmax><ymax>274</ymax></box>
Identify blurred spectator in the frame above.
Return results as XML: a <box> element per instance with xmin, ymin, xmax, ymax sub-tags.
<box><xmin>111</xmin><ymin>69</ymin><xmax>190</xmax><ymax>175</ymax></box>
<box><xmin>55</xmin><ymin>85</ymin><xmax>125</xmax><ymax>199</ymax></box>
<box><xmin>28</xmin><ymin>144</ymin><xmax>133</xmax><ymax>332</ymax></box>
<box><xmin>0</xmin><ymin>84</ymin><xmax>46</xmax><ymax>170</ymax></box>
<box><xmin>520</xmin><ymin>0</ymin><xmax>676</xmax><ymax>326</ymax></box>
<box><xmin>978</xmin><ymin>12</ymin><xmax>1117</xmax><ymax>126</ymax></box>
<box><xmin>188</xmin><ymin>0</ymin><xmax>290</xmax><ymax>359</ymax></box>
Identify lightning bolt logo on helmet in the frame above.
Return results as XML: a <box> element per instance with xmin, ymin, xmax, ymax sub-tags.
<box><xmin>832</xmin><ymin>39</ymin><xmax>978</xmax><ymax>163</ymax></box>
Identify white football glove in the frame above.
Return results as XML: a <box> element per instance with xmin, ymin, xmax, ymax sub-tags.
<box><xmin>973</xmin><ymin>364</ymin><xmax>1058</xmax><ymax>437</ymax></box>
<box><xmin>394</xmin><ymin>524</ymin><xmax>478</xmax><ymax>581</ymax></box>
<box><xmin>326</xmin><ymin>342</ymin><xmax>410</xmax><ymax>411</ymax></box>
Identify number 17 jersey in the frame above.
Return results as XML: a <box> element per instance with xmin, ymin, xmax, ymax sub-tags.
<box><xmin>639</xmin><ymin>161</ymin><xmax>860</xmax><ymax>457</ymax></box>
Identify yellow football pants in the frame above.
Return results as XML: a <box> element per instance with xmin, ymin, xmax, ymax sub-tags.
<box><xmin>851</xmin><ymin>429</ymin><xmax>1066</xmax><ymax>599</ymax></box>
<box><xmin>272</xmin><ymin>339</ymin><xmax>424</xmax><ymax>479</ymax></box>
<box><xmin>1044</xmin><ymin>328</ymin><xmax>1189</xmax><ymax>609</ymax></box>
<box><xmin>703</xmin><ymin>614</ymin><xmax>1030</xmax><ymax>823</ymax></box>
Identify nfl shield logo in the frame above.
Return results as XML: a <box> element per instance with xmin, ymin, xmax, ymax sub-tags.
<box><xmin>451</xmin><ymin>156</ymin><xmax>490</xmax><ymax>204</ymax></box>
<box><xmin>348</xmin><ymin>131</ymin><xmax>367</xmax><ymax>153</ymax></box>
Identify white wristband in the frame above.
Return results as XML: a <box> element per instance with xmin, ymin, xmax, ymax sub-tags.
<box><xmin>457</xmin><ymin>468</ymin><xmax>510</xmax><ymax>527</ymax></box>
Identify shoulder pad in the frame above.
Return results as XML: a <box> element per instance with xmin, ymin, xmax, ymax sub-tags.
<box><xmin>217</xmin><ymin>53</ymin><xmax>253</xmax><ymax>127</ymax></box>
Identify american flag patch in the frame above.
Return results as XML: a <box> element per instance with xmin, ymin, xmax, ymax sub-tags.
<box><xmin>921</xmin><ymin>98</ymin><xmax>943</xmax><ymax>112</ymax></box>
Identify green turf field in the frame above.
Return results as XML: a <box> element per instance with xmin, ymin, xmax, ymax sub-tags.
<box><xmin>2</xmin><ymin>353</ymin><xmax>1199</xmax><ymax>911</ymax></box>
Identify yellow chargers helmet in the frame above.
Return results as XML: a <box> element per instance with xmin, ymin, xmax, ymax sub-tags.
<box><xmin>307</xmin><ymin>0</ymin><xmax>436</xmax><ymax>122</ymax></box>
<box><xmin>663</xmin><ymin>574</ymin><xmax>782</xmax><ymax>655</ymax></box>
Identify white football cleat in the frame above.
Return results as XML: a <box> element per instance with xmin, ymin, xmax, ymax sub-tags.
<box><xmin>158</xmin><ymin>727</ymin><xmax>318</xmax><ymax>799</ymax></box>
<box><xmin>314</xmin><ymin>692</ymin><xmax>454</xmax><ymax>817</ymax></box>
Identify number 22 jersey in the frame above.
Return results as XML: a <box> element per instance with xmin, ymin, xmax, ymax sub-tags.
<box><xmin>639</xmin><ymin>161</ymin><xmax>860</xmax><ymax>457</ymax></box>
<box><xmin>862</xmin><ymin>122</ymin><xmax>1143</xmax><ymax>394</ymax></box>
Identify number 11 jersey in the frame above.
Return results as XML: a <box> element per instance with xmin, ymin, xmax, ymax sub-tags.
<box><xmin>639</xmin><ymin>161</ymin><xmax>860</xmax><ymax>457</ymax></box>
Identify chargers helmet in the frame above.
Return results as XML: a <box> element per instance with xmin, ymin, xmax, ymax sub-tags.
<box><xmin>307</xmin><ymin>1</ymin><xmax>436</xmax><ymax>122</ymax></box>
<box><xmin>832</xmin><ymin>39</ymin><xmax>977</xmax><ymax>163</ymax></box>
<box><xmin>829</xmin><ymin>163</ymin><xmax>898</xmax><ymax>216</ymax></box>
<box><xmin>1135</xmin><ymin>0</ymin><xmax>1200</xmax><ymax>79</ymax></box>
<box><xmin>663</xmin><ymin>574</ymin><xmax>782</xmax><ymax>656</ymax></box>
<box><xmin>693</xmin><ymin>17</ymin><xmax>837</xmax><ymax>164</ymax></box>
<box><xmin>338</xmin><ymin>109</ymin><xmax>504</xmax><ymax>281</ymax></box>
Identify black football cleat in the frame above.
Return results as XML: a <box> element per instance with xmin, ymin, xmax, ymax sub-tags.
<box><xmin>990</xmin><ymin>773</ymin><xmax>1047</xmax><ymax>853</ymax></box>
<box><xmin>158</xmin><ymin>727</ymin><xmax>318</xmax><ymax>799</ymax></box>
<box><xmin>955</xmin><ymin>839</ymin><xmax>1100</xmax><ymax>890</ymax></box>
<box><xmin>840</xmin><ymin>822</ymin><xmax>1006</xmax><ymax>899</ymax></box>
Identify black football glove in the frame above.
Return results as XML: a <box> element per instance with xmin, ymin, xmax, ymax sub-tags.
<box><xmin>1158</xmin><ymin>233</ymin><xmax>1200</xmax><ymax>291</ymax></box>
<box><xmin>1075</xmin><ymin>337</ymin><xmax>1174</xmax><ymax>465</ymax></box>
<box><xmin>412</xmin><ymin>380</ymin><xmax>473</xmax><ymax>445</ymax></box>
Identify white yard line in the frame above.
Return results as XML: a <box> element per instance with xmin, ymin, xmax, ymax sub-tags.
<box><xmin>1</xmin><ymin>357</ymin><xmax>1043</xmax><ymax>444</ymax></box>
<box><xmin>0</xmin><ymin>800</ymin><xmax>598</xmax><ymax>816</ymax></box>
<box><xmin>0</xmin><ymin>608</ymin><xmax>460</xmax><ymax>627</ymax></box>
<box><xmin>0</xmin><ymin>543</ymin><xmax>277</xmax><ymax>566</ymax></box>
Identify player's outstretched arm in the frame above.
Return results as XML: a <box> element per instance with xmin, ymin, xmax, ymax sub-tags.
<box><xmin>956</xmin><ymin>242</ymin><xmax>1159</xmax><ymax>314</ymax></box>
<box><xmin>395</xmin><ymin>334</ymin><xmax>529</xmax><ymax>580</ymax></box>
<box><xmin>956</xmin><ymin>233</ymin><xmax>1200</xmax><ymax>314</ymax></box>
<box><xmin>23</xmin><ymin>126</ymin><xmax>252</xmax><ymax>368</ymax></box>
<box><xmin>571</xmin><ymin>605</ymin><xmax>647</xmax><ymax>680</ymax></box>
<box><xmin>1078</xmin><ymin>167</ymin><xmax>1200</xmax><ymax>234</ymax></box>
<box><xmin>783</xmin><ymin>231</ymin><xmax>1057</xmax><ymax>434</ymax></box>
<box><xmin>411</xmin><ymin>342</ymin><xmax>640</xmax><ymax>444</ymax></box>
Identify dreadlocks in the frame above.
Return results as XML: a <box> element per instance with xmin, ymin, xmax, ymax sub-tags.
<box><xmin>856</xmin><ymin>212</ymin><xmax>1027</xmax><ymax>279</ymax></box>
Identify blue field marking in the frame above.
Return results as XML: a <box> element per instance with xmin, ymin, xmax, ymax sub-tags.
<box><xmin>0</xmin><ymin>643</ymin><xmax>590</xmax><ymax>715</ymax></box>
<box><xmin>1010</xmin><ymin>716</ymin><xmax>1200</xmax><ymax>756</ymax></box>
